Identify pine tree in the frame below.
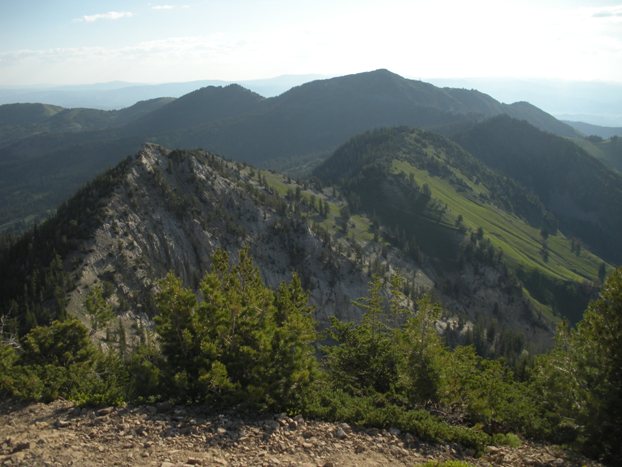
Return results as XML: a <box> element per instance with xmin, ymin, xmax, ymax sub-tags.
<box><xmin>117</xmin><ymin>318</ymin><xmax>127</xmax><ymax>359</ymax></box>
<box><xmin>531</xmin><ymin>268</ymin><xmax>622</xmax><ymax>460</ymax></box>
<box><xmin>155</xmin><ymin>248</ymin><xmax>319</xmax><ymax>410</ymax></box>
<box><xmin>154</xmin><ymin>272</ymin><xmax>202</xmax><ymax>400</ymax></box>
<box><xmin>271</xmin><ymin>273</ymin><xmax>318</xmax><ymax>409</ymax></box>
<box><xmin>572</xmin><ymin>267</ymin><xmax>622</xmax><ymax>461</ymax></box>
<box><xmin>84</xmin><ymin>284</ymin><xmax>114</xmax><ymax>333</ymax></box>
<box><xmin>399</xmin><ymin>294</ymin><xmax>444</xmax><ymax>404</ymax></box>
<box><xmin>325</xmin><ymin>274</ymin><xmax>400</xmax><ymax>395</ymax></box>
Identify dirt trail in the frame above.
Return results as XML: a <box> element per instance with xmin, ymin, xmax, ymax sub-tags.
<box><xmin>0</xmin><ymin>400</ymin><xmax>601</xmax><ymax>466</ymax></box>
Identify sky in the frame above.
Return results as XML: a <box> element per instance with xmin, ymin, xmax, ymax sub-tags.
<box><xmin>1</xmin><ymin>0</ymin><xmax>622</xmax><ymax>86</ymax></box>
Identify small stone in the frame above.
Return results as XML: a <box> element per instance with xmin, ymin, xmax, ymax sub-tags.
<box><xmin>212</xmin><ymin>457</ymin><xmax>228</xmax><ymax>466</ymax></box>
<box><xmin>288</xmin><ymin>420</ymin><xmax>298</xmax><ymax>430</ymax></box>
<box><xmin>96</xmin><ymin>407</ymin><xmax>114</xmax><ymax>417</ymax></box>
<box><xmin>334</xmin><ymin>427</ymin><xmax>347</xmax><ymax>440</ymax></box>
<box><xmin>217</xmin><ymin>427</ymin><xmax>227</xmax><ymax>435</ymax></box>
<box><xmin>186</xmin><ymin>457</ymin><xmax>202</xmax><ymax>465</ymax></box>
<box><xmin>302</xmin><ymin>442</ymin><xmax>313</xmax><ymax>449</ymax></box>
<box><xmin>389</xmin><ymin>427</ymin><xmax>401</xmax><ymax>436</ymax></box>
<box><xmin>264</xmin><ymin>420</ymin><xmax>279</xmax><ymax>431</ymax></box>
<box><xmin>54</xmin><ymin>419</ymin><xmax>71</xmax><ymax>428</ymax></box>
<box><xmin>11</xmin><ymin>441</ymin><xmax>30</xmax><ymax>453</ymax></box>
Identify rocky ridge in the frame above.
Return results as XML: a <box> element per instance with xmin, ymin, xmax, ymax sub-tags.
<box><xmin>55</xmin><ymin>143</ymin><xmax>552</xmax><ymax>347</ymax></box>
<box><xmin>0</xmin><ymin>400</ymin><xmax>602</xmax><ymax>467</ymax></box>
<box><xmin>65</xmin><ymin>143</ymin><xmax>400</xmax><ymax>328</ymax></box>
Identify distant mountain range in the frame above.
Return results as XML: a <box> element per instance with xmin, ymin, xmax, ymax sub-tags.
<box><xmin>563</xmin><ymin>120</ymin><xmax>622</xmax><ymax>139</ymax></box>
<box><xmin>1</xmin><ymin>69</ymin><xmax>621</xmax><ymax>271</ymax></box>
<box><xmin>429</xmin><ymin>77</ymin><xmax>622</xmax><ymax>127</ymax></box>
<box><xmin>4</xmin><ymin>75</ymin><xmax>620</xmax><ymax>128</ymax></box>
<box><xmin>0</xmin><ymin>69</ymin><xmax>583</xmax><ymax>232</ymax></box>
<box><xmin>0</xmin><ymin>75</ymin><xmax>324</xmax><ymax>109</ymax></box>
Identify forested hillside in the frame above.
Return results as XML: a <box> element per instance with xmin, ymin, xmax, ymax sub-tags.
<box><xmin>0</xmin><ymin>69</ymin><xmax>584</xmax><ymax>234</ymax></box>
<box><xmin>315</xmin><ymin>127</ymin><xmax>608</xmax><ymax>324</ymax></box>
<box><xmin>454</xmin><ymin>115</ymin><xmax>622</xmax><ymax>264</ymax></box>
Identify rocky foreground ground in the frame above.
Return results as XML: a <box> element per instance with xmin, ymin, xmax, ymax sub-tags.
<box><xmin>0</xmin><ymin>400</ymin><xmax>602</xmax><ymax>466</ymax></box>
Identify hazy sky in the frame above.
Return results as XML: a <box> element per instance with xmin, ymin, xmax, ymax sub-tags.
<box><xmin>1</xmin><ymin>0</ymin><xmax>621</xmax><ymax>85</ymax></box>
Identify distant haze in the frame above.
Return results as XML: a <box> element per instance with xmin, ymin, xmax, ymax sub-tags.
<box><xmin>1</xmin><ymin>74</ymin><xmax>621</xmax><ymax>127</ymax></box>
<box><xmin>1</xmin><ymin>0</ymin><xmax>622</xmax><ymax>86</ymax></box>
<box><xmin>428</xmin><ymin>78</ymin><xmax>622</xmax><ymax>127</ymax></box>
<box><xmin>0</xmin><ymin>75</ymin><xmax>325</xmax><ymax>110</ymax></box>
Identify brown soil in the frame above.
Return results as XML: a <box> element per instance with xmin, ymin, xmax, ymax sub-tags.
<box><xmin>0</xmin><ymin>400</ymin><xmax>602</xmax><ymax>466</ymax></box>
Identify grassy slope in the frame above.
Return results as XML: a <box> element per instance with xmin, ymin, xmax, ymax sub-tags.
<box><xmin>391</xmin><ymin>159</ymin><xmax>606</xmax><ymax>283</ymax></box>
<box><xmin>261</xmin><ymin>150</ymin><xmax>606</xmax><ymax>287</ymax></box>
<box><xmin>260</xmin><ymin>170</ymin><xmax>374</xmax><ymax>244</ymax></box>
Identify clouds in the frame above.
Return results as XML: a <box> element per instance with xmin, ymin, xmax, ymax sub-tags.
<box><xmin>78</xmin><ymin>11</ymin><xmax>134</xmax><ymax>23</ymax></box>
<box><xmin>593</xmin><ymin>6</ymin><xmax>622</xmax><ymax>18</ymax></box>
<box><xmin>0</xmin><ymin>35</ymin><xmax>248</xmax><ymax>85</ymax></box>
<box><xmin>1</xmin><ymin>0</ymin><xmax>621</xmax><ymax>86</ymax></box>
<box><xmin>151</xmin><ymin>4</ymin><xmax>190</xmax><ymax>11</ymax></box>
<box><xmin>592</xmin><ymin>6</ymin><xmax>622</xmax><ymax>18</ymax></box>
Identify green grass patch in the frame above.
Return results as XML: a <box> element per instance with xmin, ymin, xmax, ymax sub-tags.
<box><xmin>391</xmin><ymin>160</ymin><xmax>607</xmax><ymax>283</ymax></box>
<box><xmin>491</xmin><ymin>432</ymin><xmax>522</xmax><ymax>448</ymax></box>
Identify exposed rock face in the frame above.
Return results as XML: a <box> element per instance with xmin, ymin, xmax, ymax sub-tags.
<box><xmin>61</xmin><ymin>143</ymin><xmax>551</xmax><ymax>348</ymax></box>
<box><xmin>66</xmin><ymin>144</ymin><xmax>388</xmax><ymax>326</ymax></box>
